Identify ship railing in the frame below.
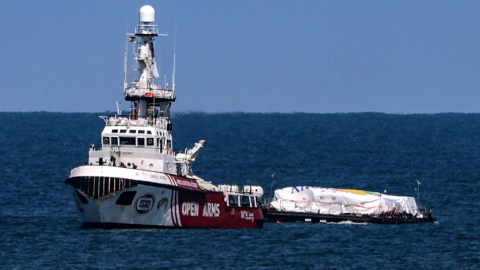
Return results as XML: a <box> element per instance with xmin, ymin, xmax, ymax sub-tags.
<box><xmin>224</xmin><ymin>193</ymin><xmax>260</xmax><ymax>208</ymax></box>
<box><xmin>135</xmin><ymin>24</ymin><xmax>159</xmax><ymax>35</ymax></box>
<box><xmin>99</xmin><ymin>115</ymin><xmax>172</xmax><ymax>130</ymax></box>
<box><xmin>89</xmin><ymin>142</ymin><xmax>175</xmax><ymax>156</ymax></box>
<box><xmin>124</xmin><ymin>87</ymin><xmax>176</xmax><ymax>100</ymax></box>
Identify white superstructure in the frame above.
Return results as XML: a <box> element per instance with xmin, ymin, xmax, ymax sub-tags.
<box><xmin>87</xmin><ymin>5</ymin><xmax>199</xmax><ymax>179</ymax></box>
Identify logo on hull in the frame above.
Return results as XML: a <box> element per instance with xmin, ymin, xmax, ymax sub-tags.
<box><xmin>241</xmin><ymin>211</ymin><xmax>254</xmax><ymax>221</ymax></box>
<box><xmin>135</xmin><ymin>193</ymin><xmax>155</xmax><ymax>215</ymax></box>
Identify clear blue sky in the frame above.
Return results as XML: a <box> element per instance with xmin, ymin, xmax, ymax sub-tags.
<box><xmin>1</xmin><ymin>1</ymin><xmax>479</xmax><ymax>113</ymax></box>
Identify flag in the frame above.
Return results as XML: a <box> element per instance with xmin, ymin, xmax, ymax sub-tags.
<box><xmin>129</xmin><ymin>36</ymin><xmax>136</xmax><ymax>42</ymax></box>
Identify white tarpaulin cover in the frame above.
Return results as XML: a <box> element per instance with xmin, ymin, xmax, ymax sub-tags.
<box><xmin>270</xmin><ymin>186</ymin><xmax>421</xmax><ymax>217</ymax></box>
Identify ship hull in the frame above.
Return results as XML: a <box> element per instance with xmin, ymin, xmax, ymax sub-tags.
<box><xmin>65</xmin><ymin>166</ymin><xmax>264</xmax><ymax>229</ymax></box>
<box><xmin>263</xmin><ymin>208</ymin><xmax>436</xmax><ymax>225</ymax></box>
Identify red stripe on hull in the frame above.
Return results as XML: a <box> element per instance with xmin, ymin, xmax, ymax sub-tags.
<box><xmin>170</xmin><ymin>175</ymin><xmax>202</xmax><ymax>191</ymax></box>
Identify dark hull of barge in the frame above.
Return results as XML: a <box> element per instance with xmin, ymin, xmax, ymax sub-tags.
<box><xmin>262</xmin><ymin>208</ymin><xmax>436</xmax><ymax>225</ymax></box>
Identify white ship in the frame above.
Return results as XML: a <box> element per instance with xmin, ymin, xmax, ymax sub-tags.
<box><xmin>65</xmin><ymin>5</ymin><xmax>264</xmax><ymax>229</ymax></box>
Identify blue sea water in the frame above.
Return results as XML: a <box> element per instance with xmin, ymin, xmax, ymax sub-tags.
<box><xmin>0</xmin><ymin>112</ymin><xmax>479</xmax><ymax>269</ymax></box>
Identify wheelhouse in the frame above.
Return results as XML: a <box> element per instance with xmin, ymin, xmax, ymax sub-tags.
<box><xmin>100</xmin><ymin>126</ymin><xmax>172</xmax><ymax>153</ymax></box>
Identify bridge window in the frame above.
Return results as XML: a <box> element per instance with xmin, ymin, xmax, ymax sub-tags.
<box><xmin>137</xmin><ymin>138</ymin><xmax>145</xmax><ymax>147</ymax></box>
<box><xmin>111</xmin><ymin>137</ymin><xmax>118</xmax><ymax>145</ymax></box>
<box><xmin>120</xmin><ymin>130</ymin><xmax>126</xmax><ymax>134</ymax></box>
<box><xmin>129</xmin><ymin>130</ymin><xmax>136</xmax><ymax>134</ymax></box>
<box><xmin>120</xmin><ymin>137</ymin><xmax>135</xmax><ymax>145</ymax></box>
<box><xmin>138</xmin><ymin>130</ymin><xmax>145</xmax><ymax>134</ymax></box>
<box><xmin>112</xmin><ymin>129</ymin><xmax>118</xmax><ymax>133</ymax></box>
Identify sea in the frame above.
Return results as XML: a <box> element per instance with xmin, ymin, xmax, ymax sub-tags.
<box><xmin>0</xmin><ymin>112</ymin><xmax>479</xmax><ymax>269</ymax></box>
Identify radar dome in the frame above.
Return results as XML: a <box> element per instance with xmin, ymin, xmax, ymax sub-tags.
<box><xmin>139</xmin><ymin>5</ymin><xmax>155</xmax><ymax>23</ymax></box>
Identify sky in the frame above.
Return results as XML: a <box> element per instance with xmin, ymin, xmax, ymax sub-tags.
<box><xmin>1</xmin><ymin>0</ymin><xmax>480</xmax><ymax>114</ymax></box>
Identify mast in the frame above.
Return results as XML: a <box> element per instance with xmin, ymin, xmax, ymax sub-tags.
<box><xmin>124</xmin><ymin>5</ymin><xmax>175</xmax><ymax>125</ymax></box>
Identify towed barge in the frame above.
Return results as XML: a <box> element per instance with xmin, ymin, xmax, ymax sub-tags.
<box><xmin>263</xmin><ymin>186</ymin><xmax>436</xmax><ymax>225</ymax></box>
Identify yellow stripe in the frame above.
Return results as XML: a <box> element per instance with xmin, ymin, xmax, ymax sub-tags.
<box><xmin>336</xmin><ymin>189</ymin><xmax>369</xmax><ymax>195</ymax></box>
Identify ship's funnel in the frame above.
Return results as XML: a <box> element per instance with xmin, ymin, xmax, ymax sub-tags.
<box><xmin>140</xmin><ymin>5</ymin><xmax>155</xmax><ymax>23</ymax></box>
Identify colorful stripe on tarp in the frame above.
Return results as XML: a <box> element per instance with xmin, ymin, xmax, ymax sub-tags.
<box><xmin>336</xmin><ymin>189</ymin><xmax>380</xmax><ymax>196</ymax></box>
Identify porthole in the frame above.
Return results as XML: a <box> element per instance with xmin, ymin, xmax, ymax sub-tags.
<box><xmin>103</xmin><ymin>137</ymin><xmax>110</xmax><ymax>145</ymax></box>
